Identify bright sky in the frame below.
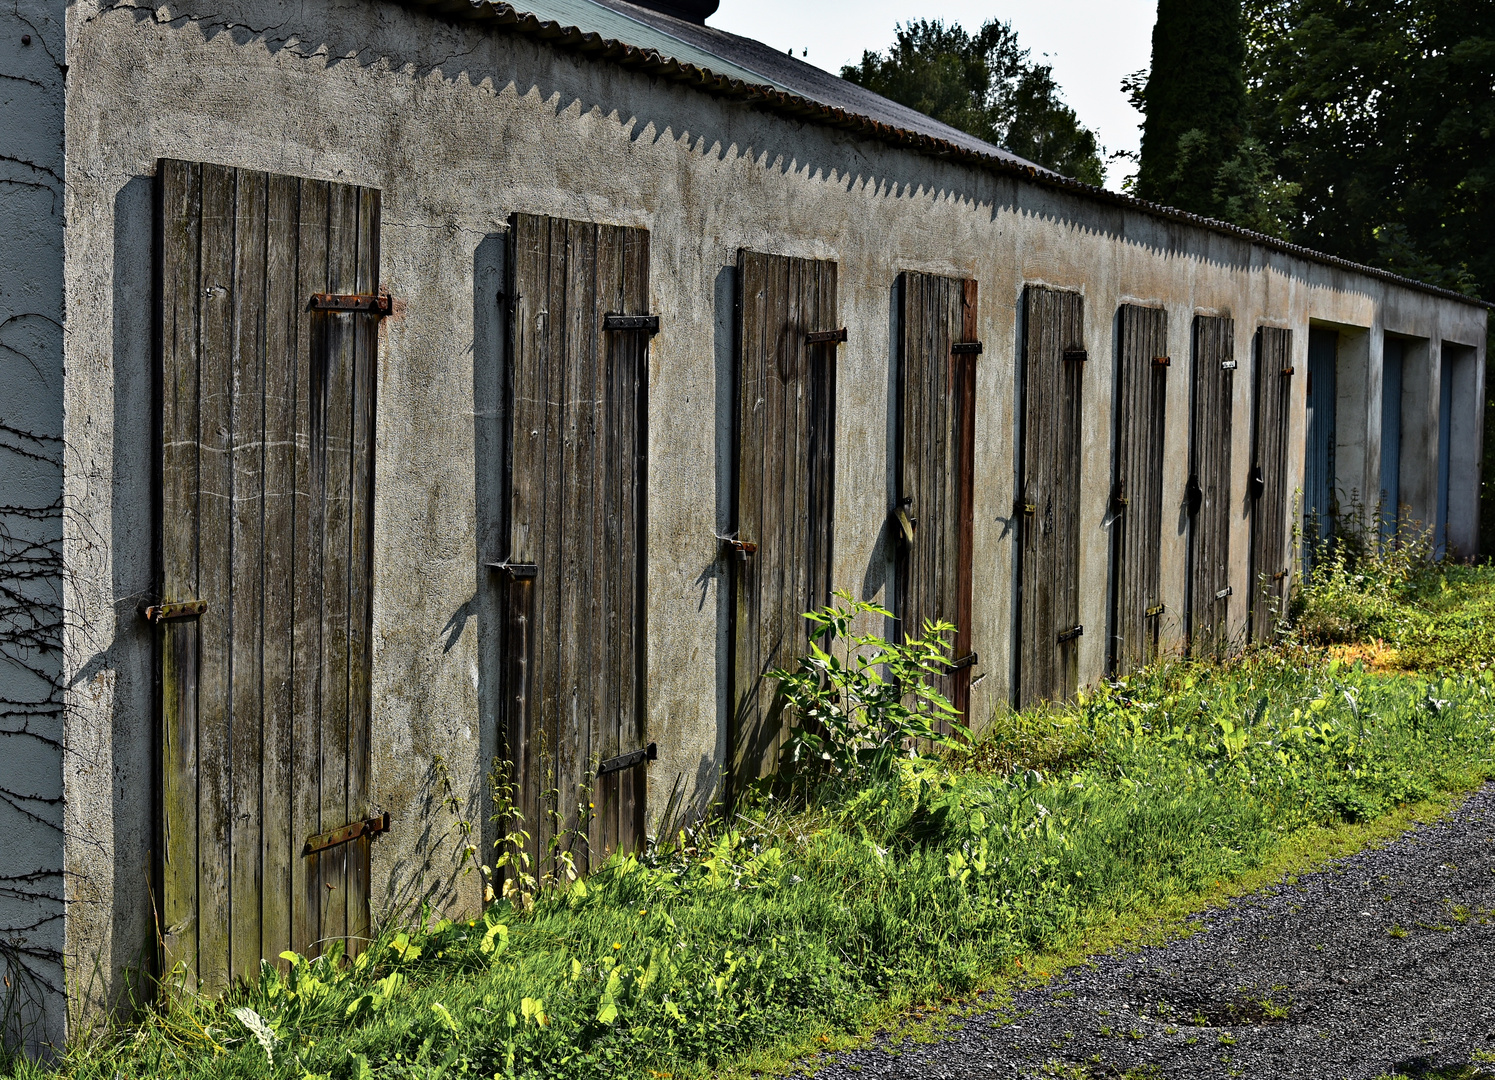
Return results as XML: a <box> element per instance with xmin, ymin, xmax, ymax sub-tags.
<box><xmin>707</xmin><ymin>0</ymin><xmax>1157</xmax><ymax>190</ymax></box>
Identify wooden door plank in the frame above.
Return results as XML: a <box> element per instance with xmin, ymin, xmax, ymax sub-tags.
<box><xmin>1188</xmin><ymin>316</ymin><xmax>1234</xmax><ymax>654</ymax></box>
<box><xmin>345</xmin><ymin>186</ymin><xmax>378</xmax><ymax>948</ymax></box>
<box><xmin>730</xmin><ymin>249</ymin><xmax>766</xmax><ymax>792</ymax></box>
<box><xmin>317</xmin><ymin>180</ymin><xmax>357</xmax><ymax>950</ymax></box>
<box><xmin>228</xmin><ymin>166</ymin><xmax>268</xmax><ymax>983</ymax></box>
<box><xmin>259</xmin><ymin>171</ymin><xmax>299</xmax><ymax>965</ymax></box>
<box><xmin>952</xmin><ymin>277</ymin><xmax>978</xmax><ymax>719</ymax></box>
<box><xmin>619</xmin><ymin>226</ymin><xmax>649</xmax><ymax>854</ymax></box>
<box><xmin>158</xmin><ymin>159</ymin><xmax>203</xmax><ymax>987</ymax></box>
<box><xmin>807</xmin><ymin>258</ymin><xmax>836</xmax><ymax>624</ymax></box>
<box><xmin>290</xmin><ymin>177</ymin><xmax>328</xmax><ymax>957</ymax></box>
<box><xmin>194</xmin><ymin>161</ymin><xmax>237</xmax><ymax>990</ymax></box>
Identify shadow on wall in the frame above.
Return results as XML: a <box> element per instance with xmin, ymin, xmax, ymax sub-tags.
<box><xmin>106</xmin><ymin>2</ymin><xmax>1276</xmax><ymax>282</ymax></box>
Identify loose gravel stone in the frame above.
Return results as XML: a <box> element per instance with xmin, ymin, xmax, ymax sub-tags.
<box><xmin>812</xmin><ymin>784</ymin><xmax>1495</xmax><ymax>1080</ymax></box>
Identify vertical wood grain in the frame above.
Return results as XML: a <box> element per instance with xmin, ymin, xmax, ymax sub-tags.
<box><xmin>1187</xmin><ymin>316</ymin><xmax>1235</xmax><ymax>654</ymax></box>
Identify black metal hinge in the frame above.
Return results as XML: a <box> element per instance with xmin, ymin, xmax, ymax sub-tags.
<box><xmin>951</xmin><ymin>341</ymin><xmax>983</xmax><ymax>355</ymax></box>
<box><xmin>1063</xmin><ymin>347</ymin><xmax>1088</xmax><ymax>363</ymax></box>
<box><xmin>143</xmin><ymin>599</ymin><xmax>208</xmax><ymax>624</ymax></box>
<box><xmin>305</xmin><ymin>811</ymin><xmax>389</xmax><ymax>856</ymax></box>
<box><xmin>1057</xmin><ymin>624</ymin><xmax>1083</xmax><ymax>644</ymax></box>
<box><xmin>598</xmin><ymin>742</ymin><xmax>657</xmax><ymax>777</ymax></box>
<box><xmin>806</xmin><ymin>327</ymin><xmax>848</xmax><ymax>345</ymax></box>
<box><xmin>603</xmin><ymin>313</ymin><xmax>660</xmax><ymax>334</ymax></box>
<box><xmin>310</xmin><ymin>293</ymin><xmax>393</xmax><ymax>316</ymax></box>
<box><xmin>487</xmin><ymin>561</ymin><xmax>539</xmax><ymax>579</ymax></box>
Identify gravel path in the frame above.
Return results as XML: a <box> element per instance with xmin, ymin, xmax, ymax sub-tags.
<box><xmin>812</xmin><ymin>784</ymin><xmax>1495</xmax><ymax>1080</ymax></box>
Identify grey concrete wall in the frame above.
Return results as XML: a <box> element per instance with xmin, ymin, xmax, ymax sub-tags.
<box><xmin>52</xmin><ymin>0</ymin><xmax>1488</xmax><ymax>1023</ymax></box>
<box><xmin>0</xmin><ymin>0</ymin><xmax>68</xmax><ymax>1052</ymax></box>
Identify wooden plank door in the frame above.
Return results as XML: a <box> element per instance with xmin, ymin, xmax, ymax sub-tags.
<box><xmin>156</xmin><ymin>159</ymin><xmax>379</xmax><ymax>990</ymax></box>
<box><xmin>1186</xmin><ymin>315</ymin><xmax>1235</xmax><ymax>655</ymax></box>
<box><xmin>501</xmin><ymin>214</ymin><xmax>649</xmax><ymax>880</ymax></box>
<box><xmin>1249</xmin><ymin>326</ymin><xmax>1294</xmax><ymax>642</ymax></box>
<box><xmin>1304</xmin><ymin>327</ymin><xmax>1338</xmax><ymax>565</ymax></box>
<box><xmin>729</xmin><ymin>250</ymin><xmax>838</xmax><ymax>793</ymax></box>
<box><xmin>1109</xmin><ymin>305</ymin><xmax>1168</xmax><ymax>675</ymax></box>
<box><xmin>894</xmin><ymin>272</ymin><xmax>978</xmax><ymax>721</ymax></box>
<box><xmin>1014</xmin><ymin>286</ymin><xmax>1084</xmax><ymax>707</ymax></box>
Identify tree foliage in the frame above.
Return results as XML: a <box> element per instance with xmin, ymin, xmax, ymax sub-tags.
<box><xmin>841</xmin><ymin>19</ymin><xmax>1107</xmax><ymax>186</ymax></box>
<box><xmin>1245</xmin><ymin>0</ymin><xmax>1495</xmax><ymax>299</ymax></box>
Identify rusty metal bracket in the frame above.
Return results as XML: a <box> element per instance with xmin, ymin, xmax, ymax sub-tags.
<box><xmin>1152</xmin><ymin>355</ymin><xmax>1171</xmax><ymax>367</ymax></box>
<box><xmin>1063</xmin><ymin>347</ymin><xmax>1088</xmax><ymax>363</ymax></box>
<box><xmin>143</xmin><ymin>600</ymin><xmax>208</xmax><ymax>624</ymax></box>
<box><xmin>725</xmin><ymin>538</ymin><xmax>758</xmax><ymax>562</ymax></box>
<box><xmin>1057</xmin><ymin>624</ymin><xmax>1084</xmax><ymax>644</ymax></box>
<box><xmin>487</xmin><ymin>561</ymin><xmax>538</xmax><ymax>579</ymax></box>
<box><xmin>806</xmin><ymin>328</ymin><xmax>848</xmax><ymax>345</ymax></box>
<box><xmin>310</xmin><ymin>293</ymin><xmax>392</xmax><ymax>315</ymax></box>
<box><xmin>1281</xmin><ymin>365</ymin><xmax>1295</xmax><ymax>376</ymax></box>
<box><xmin>598</xmin><ymin>742</ymin><xmax>656</xmax><ymax>777</ymax></box>
<box><xmin>943</xmin><ymin>652</ymin><xmax>979</xmax><ymax>675</ymax></box>
<box><xmin>305</xmin><ymin>811</ymin><xmax>389</xmax><ymax>856</ymax></box>
<box><xmin>603</xmin><ymin>313</ymin><xmax>660</xmax><ymax>334</ymax></box>
<box><xmin>951</xmin><ymin>341</ymin><xmax>983</xmax><ymax>355</ymax></box>
<box><xmin>1145</xmin><ymin>604</ymin><xmax>1166</xmax><ymax>619</ymax></box>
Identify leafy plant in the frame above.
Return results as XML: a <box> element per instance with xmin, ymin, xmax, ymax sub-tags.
<box><xmin>770</xmin><ymin>590</ymin><xmax>971</xmax><ymax>790</ymax></box>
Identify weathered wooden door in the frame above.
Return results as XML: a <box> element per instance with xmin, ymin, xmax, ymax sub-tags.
<box><xmin>729</xmin><ymin>251</ymin><xmax>838</xmax><ymax>792</ymax></box>
<box><xmin>1014</xmin><ymin>286</ymin><xmax>1084</xmax><ymax>707</ymax></box>
<box><xmin>500</xmin><ymin>214</ymin><xmax>650</xmax><ymax>876</ymax></box>
<box><xmin>1187</xmin><ymin>315</ymin><xmax>1234</xmax><ymax>655</ymax></box>
<box><xmin>1109</xmin><ymin>305</ymin><xmax>1168</xmax><ymax>675</ymax></box>
<box><xmin>894</xmin><ymin>273</ymin><xmax>978</xmax><ymax>720</ymax></box>
<box><xmin>156</xmin><ymin>160</ymin><xmax>380</xmax><ymax>989</ymax></box>
<box><xmin>1249</xmin><ymin>326</ymin><xmax>1294</xmax><ymax>642</ymax></box>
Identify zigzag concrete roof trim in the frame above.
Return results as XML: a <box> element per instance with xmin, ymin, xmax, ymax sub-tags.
<box><xmin>403</xmin><ymin>0</ymin><xmax>1490</xmax><ymax>309</ymax></box>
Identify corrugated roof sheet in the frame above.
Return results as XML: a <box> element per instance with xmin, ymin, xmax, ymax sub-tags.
<box><xmin>402</xmin><ymin>0</ymin><xmax>1487</xmax><ymax>308</ymax></box>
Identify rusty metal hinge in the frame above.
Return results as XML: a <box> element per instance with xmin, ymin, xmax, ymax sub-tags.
<box><xmin>310</xmin><ymin>293</ymin><xmax>392</xmax><ymax>316</ymax></box>
<box><xmin>951</xmin><ymin>341</ymin><xmax>983</xmax><ymax>355</ymax></box>
<box><xmin>602</xmin><ymin>313</ymin><xmax>660</xmax><ymax>334</ymax></box>
<box><xmin>598</xmin><ymin>742</ymin><xmax>656</xmax><ymax>777</ymax></box>
<box><xmin>487</xmin><ymin>561</ymin><xmax>538</xmax><ymax>579</ymax></box>
<box><xmin>305</xmin><ymin>811</ymin><xmax>389</xmax><ymax>856</ymax></box>
<box><xmin>1152</xmin><ymin>355</ymin><xmax>1171</xmax><ymax>367</ymax></box>
<box><xmin>1057</xmin><ymin>624</ymin><xmax>1083</xmax><ymax>644</ymax></box>
<box><xmin>1145</xmin><ymin>604</ymin><xmax>1166</xmax><ymax>619</ymax></box>
<box><xmin>943</xmin><ymin>652</ymin><xmax>979</xmax><ymax>675</ymax></box>
<box><xmin>1063</xmin><ymin>347</ymin><xmax>1088</xmax><ymax>363</ymax></box>
<box><xmin>1281</xmin><ymin>365</ymin><xmax>1295</xmax><ymax>376</ymax></box>
<box><xmin>806</xmin><ymin>328</ymin><xmax>848</xmax><ymax>345</ymax></box>
<box><xmin>144</xmin><ymin>599</ymin><xmax>208</xmax><ymax>624</ymax></box>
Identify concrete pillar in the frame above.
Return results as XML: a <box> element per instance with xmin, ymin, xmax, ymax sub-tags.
<box><xmin>0</xmin><ymin>0</ymin><xmax>67</xmax><ymax>1055</ymax></box>
<box><xmin>1398</xmin><ymin>337</ymin><xmax>1440</xmax><ymax>539</ymax></box>
<box><xmin>1333</xmin><ymin>325</ymin><xmax>1379</xmax><ymax>521</ymax></box>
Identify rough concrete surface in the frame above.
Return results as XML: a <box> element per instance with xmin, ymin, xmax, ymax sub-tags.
<box><xmin>813</xmin><ymin>784</ymin><xmax>1495</xmax><ymax>1080</ymax></box>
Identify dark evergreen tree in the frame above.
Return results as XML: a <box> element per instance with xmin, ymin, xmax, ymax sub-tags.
<box><xmin>1136</xmin><ymin>0</ymin><xmax>1258</xmax><ymax>218</ymax></box>
<box><xmin>843</xmin><ymin>20</ymin><xmax>1106</xmax><ymax>185</ymax></box>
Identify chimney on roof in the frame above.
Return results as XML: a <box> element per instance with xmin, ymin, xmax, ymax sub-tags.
<box><xmin>628</xmin><ymin>0</ymin><xmax>719</xmax><ymax>23</ymax></box>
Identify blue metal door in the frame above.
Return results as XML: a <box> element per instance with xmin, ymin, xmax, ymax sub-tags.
<box><xmin>1304</xmin><ymin>328</ymin><xmax>1337</xmax><ymax>566</ymax></box>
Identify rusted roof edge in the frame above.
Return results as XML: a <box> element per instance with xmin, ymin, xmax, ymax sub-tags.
<box><xmin>408</xmin><ymin>0</ymin><xmax>1492</xmax><ymax>311</ymax></box>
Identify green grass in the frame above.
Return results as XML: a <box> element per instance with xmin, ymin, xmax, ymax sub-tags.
<box><xmin>10</xmin><ymin>571</ymin><xmax>1495</xmax><ymax>1080</ymax></box>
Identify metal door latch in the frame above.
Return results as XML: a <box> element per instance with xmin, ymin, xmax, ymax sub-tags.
<box><xmin>1063</xmin><ymin>347</ymin><xmax>1088</xmax><ymax>363</ymax></box>
<box><xmin>1215</xmin><ymin>586</ymin><xmax>1233</xmax><ymax>600</ymax></box>
<box><xmin>143</xmin><ymin>600</ymin><xmax>208</xmax><ymax>624</ymax></box>
<box><xmin>487</xmin><ymin>561</ymin><xmax>539</xmax><ymax>579</ymax></box>
<box><xmin>891</xmin><ymin>498</ymin><xmax>916</xmax><ymax>546</ymax></box>
<box><xmin>951</xmin><ymin>341</ymin><xmax>983</xmax><ymax>355</ymax></box>
<box><xmin>309</xmin><ymin>293</ymin><xmax>393</xmax><ymax>315</ymax></box>
<box><xmin>305</xmin><ymin>811</ymin><xmax>389</xmax><ymax>856</ymax></box>
<box><xmin>1221</xmin><ymin>359</ymin><xmax>1238</xmax><ymax>371</ymax></box>
<box><xmin>602</xmin><ymin>313</ymin><xmax>660</xmax><ymax>334</ymax></box>
<box><xmin>1145</xmin><ymin>604</ymin><xmax>1166</xmax><ymax>619</ymax></box>
<box><xmin>597</xmin><ymin>742</ymin><xmax>656</xmax><ymax>777</ymax></box>
<box><xmin>806</xmin><ymin>327</ymin><xmax>848</xmax><ymax>345</ymax></box>
<box><xmin>1152</xmin><ymin>355</ymin><xmax>1171</xmax><ymax>367</ymax></box>
<box><xmin>725</xmin><ymin>539</ymin><xmax>757</xmax><ymax>562</ymax></box>
<box><xmin>943</xmin><ymin>652</ymin><xmax>979</xmax><ymax>675</ymax></box>
<box><xmin>1057</xmin><ymin>624</ymin><xmax>1083</xmax><ymax>644</ymax></box>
